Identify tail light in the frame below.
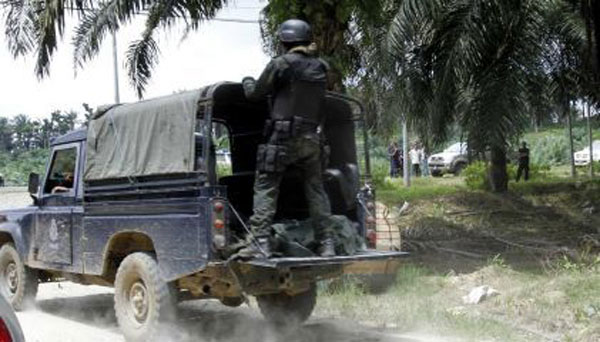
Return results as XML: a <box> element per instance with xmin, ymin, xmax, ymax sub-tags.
<box><xmin>366</xmin><ymin>229</ymin><xmax>377</xmax><ymax>249</ymax></box>
<box><xmin>0</xmin><ymin>318</ymin><xmax>12</xmax><ymax>342</ymax></box>
<box><xmin>211</xmin><ymin>200</ymin><xmax>227</xmax><ymax>248</ymax></box>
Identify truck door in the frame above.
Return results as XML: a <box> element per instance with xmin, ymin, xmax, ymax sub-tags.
<box><xmin>33</xmin><ymin>143</ymin><xmax>80</xmax><ymax>269</ymax></box>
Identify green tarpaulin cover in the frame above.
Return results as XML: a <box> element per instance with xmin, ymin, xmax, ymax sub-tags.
<box><xmin>84</xmin><ymin>91</ymin><xmax>201</xmax><ymax>180</ymax></box>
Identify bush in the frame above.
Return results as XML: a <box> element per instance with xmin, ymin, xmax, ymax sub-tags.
<box><xmin>0</xmin><ymin>149</ymin><xmax>49</xmax><ymax>186</ymax></box>
<box><xmin>463</xmin><ymin>161</ymin><xmax>489</xmax><ymax>190</ymax></box>
<box><xmin>463</xmin><ymin>161</ymin><xmax>550</xmax><ymax>190</ymax></box>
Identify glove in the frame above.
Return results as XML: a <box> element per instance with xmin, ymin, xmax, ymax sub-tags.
<box><xmin>242</xmin><ymin>76</ymin><xmax>256</xmax><ymax>86</ymax></box>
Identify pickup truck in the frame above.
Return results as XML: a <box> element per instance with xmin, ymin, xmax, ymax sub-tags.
<box><xmin>0</xmin><ymin>83</ymin><xmax>406</xmax><ymax>341</ymax></box>
<box><xmin>428</xmin><ymin>142</ymin><xmax>469</xmax><ymax>177</ymax></box>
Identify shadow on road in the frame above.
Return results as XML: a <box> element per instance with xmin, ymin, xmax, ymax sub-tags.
<box><xmin>35</xmin><ymin>295</ymin><xmax>418</xmax><ymax>342</ymax></box>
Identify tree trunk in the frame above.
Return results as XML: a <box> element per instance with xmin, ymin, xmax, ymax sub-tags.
<box><xmin>489</xmin><ymin>145</ymin><xmax>508</xmax><ymax>192</ymax></box>
<box><xmin>587</xmin><ymin>101</ymin><xmax>595</xmax><ymax>178</ymax></box>
<box><xmin>402</xmin><ymin>119</ymin><xmax>410</xmax><ymax>187</ymax></box>
<box><xmin>566</xmin><ymin>102</ymin><xmax>576</xmax><ymax>178</ymax></box>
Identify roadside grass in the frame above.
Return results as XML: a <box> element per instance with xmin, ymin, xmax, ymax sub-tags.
<box><xmin>318</xmin><ymin>260</ymin><xmax>600</xmax><ymax>341</ymax></box>
<box><xmin>378</xmin><ymin>176</ymin><xmax>466</xmax><ymax>203</ymax></box>
<box><xmin>316</xmin><ymin>264</ymin><xmax>528</xmax><ymax>341</ymax></box>
<box><xmin>326</xmin><ymin>173</ymin><xmax>600</xmax><ymax>341</ymax></box>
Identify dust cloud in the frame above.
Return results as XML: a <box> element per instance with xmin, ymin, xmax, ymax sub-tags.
<box><xmin>15</xmin><ymin>283</ymin><xmax>432</xmax><ymax>342</ymax></box>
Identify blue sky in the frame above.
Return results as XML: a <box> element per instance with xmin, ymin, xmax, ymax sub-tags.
<box><xmin>0</xmin><ymin>0</ymin><xmax>270</xmax><ymax>119</ymax></box>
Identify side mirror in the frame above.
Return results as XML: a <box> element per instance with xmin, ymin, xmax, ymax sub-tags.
<box><xmin>28</xmin><ymin>173</ymin><xmax>40</xmax><ymax>196</ymax></box>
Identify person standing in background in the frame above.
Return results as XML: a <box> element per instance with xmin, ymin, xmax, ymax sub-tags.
<box><xmin>410</xmin><ymin>144</ymin><xmax>422</xmax><ymax>177</ymax></box>
<box><xmin>388</xmin><ymin>142</ymin><xmax>401</xmax><ymax>178</ymax></box>
<box><xmin>516</xmin><ymin>141</ymin><xmax>530</xmax><ymax>182</ymax></box>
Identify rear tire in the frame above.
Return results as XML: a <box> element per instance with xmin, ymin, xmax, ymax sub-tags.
<box><xmin>257</xmin><ymin>283</ymin><xmax>317</xmax><ymax>328</ymax></box>
<box><xmin>114</xmin><ymin>252</ymin><xmax>174</xmax><ymax>342</ymax></box>
<box><xmin>0</xmin><ymin>243</ymin><xmax>38</xmax><ymax>310</ymax></box>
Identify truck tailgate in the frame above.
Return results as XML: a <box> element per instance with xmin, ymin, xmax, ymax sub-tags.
<box><xmin>242</xmin><ymin>250</ymin><xmax>408</xmax><ymax>268</ymax></box>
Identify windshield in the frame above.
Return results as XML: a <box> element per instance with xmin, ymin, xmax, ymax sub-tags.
<box><xmin>444</xmin><ymin>142</ymin><xmax>467</xmax><ymax>154</ymax></box>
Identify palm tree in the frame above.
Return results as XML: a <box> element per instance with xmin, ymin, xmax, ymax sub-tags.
<box><xmin>1</xmin><ymin>0</ymin><xmax>227</xmax><ymax>98</ymax></box>
<box><xmin>260</xmin><ymin>0</ymin><xmax>393</xmax><ymax>92</ymax></box>
<box><xmin>0</xmin><ymin>117</ymin><xmax>13</xmax><ymax>152</ymax></box>
<box><xmin>386</xmin><ymin>0</ymin><xmax>547</xmax><ymax>192</ymax></box>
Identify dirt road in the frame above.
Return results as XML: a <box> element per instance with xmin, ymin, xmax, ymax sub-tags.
<box><xmin>18</xmin><ymin>282</ymin><xmax>444</xmax><ymax>342</ymax></box>
<box><xmin>1</xmin><ymin>188</ymin><xmax>447</xmax><ymax>342</ymax></box>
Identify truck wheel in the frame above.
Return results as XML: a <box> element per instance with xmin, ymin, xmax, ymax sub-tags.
<box><xmin>220</xmin><ymin>296</ymin><xmax>245</xmax><ymax>307</ymax></box>
<box><xmin>453</xmin><ymin>163</ymin><xmax>467</xmax><ymax>176</ymax></box>
<box><xmin>0</xmin><ymin>243</ymin><xmax>38</xmax><ymax>310</ymax></box>
<box><xmin>114</xmin><ymin>252</ymin><xmax>174</xmax><ymax>342</ymax></box>
<box><xmin>257</xmin><ymin>283</ymin><xmax>317</xmax><ymax>327</ymax></box>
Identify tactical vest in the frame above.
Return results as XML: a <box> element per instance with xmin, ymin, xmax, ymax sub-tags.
<box><xmin>271</xmin><ymin>51</ymin><xmax>328</xmax><ymax>124</ymax></box>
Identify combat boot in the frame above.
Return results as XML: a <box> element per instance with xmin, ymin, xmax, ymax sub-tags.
<box><xmin>320</xmin><ymin>236</ymin><xmax>336</xmax><ymax>257</ymax></box>
<box><xmin>237</xmin><ymin>236</ymin><xmax>272</xmax><ymax>259</ymax></box>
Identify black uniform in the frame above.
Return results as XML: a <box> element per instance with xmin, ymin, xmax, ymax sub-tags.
<box><xmin>243</xmin><ymin>46</ymin><xmax>333</xmax><ymax>240</ymax></box>
<box><xmin>516</xmin><ymin>146</ymin><xmax>530</xmax><ymax>182</ymax></box>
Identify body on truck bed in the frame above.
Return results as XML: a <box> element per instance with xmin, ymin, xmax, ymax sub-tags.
<box><xmin>0</xmin><ymin>82</ymin><xmax>406</xmax><ymax>341</ymax></box>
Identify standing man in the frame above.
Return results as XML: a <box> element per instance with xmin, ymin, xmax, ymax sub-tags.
<box><xmin>240</xmin><ymin>19</ymin><xmax>335</xmax><ymax>258</ymax></box>
<box><xmin>516</xmin><ymin>141</ymin><xmax>530</xmax><ymax>182</ymax></box>
<box><xmin>410</xmin><ymin>144</ymin><xmax>422</xmax><ymax>177</ymax></box>
<box><xmin>388</xmin><ymin>142</ymin><xmax>400</xmax><ymax>178</ymax></box>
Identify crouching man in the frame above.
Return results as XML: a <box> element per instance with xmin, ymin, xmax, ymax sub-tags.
<box><xmin>240</xmin><ymin>19</ymin><xmax>335</xmax><ymax>258</ymax></box>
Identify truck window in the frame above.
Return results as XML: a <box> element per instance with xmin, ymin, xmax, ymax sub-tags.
<box><xmin>213</xmin><ymin>122</ymin><xmax>232</xmax><ymax>180</ymax></box>
<box><xmin>43</xmin><ymin>147</ymin><xmax>77</xmax><ymax>195</ymax></box>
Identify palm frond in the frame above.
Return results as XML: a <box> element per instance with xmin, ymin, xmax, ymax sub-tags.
<box><xmin>124</xmin><ymin>0</ymin><xmax>227</xmax><ymax>98</ymax></box>
<box><xmin>73</xmin><ymin>1</ymin><xmax>119</xmax><ymax>70</ymax></box>
<box><xmin>126</xmin><ymin>35</ymin><xmax>159</xmax><ymax>99</ymax></box>
<box><xmin>2</xmin><ymin>0</ymin><xmax>38</xmax><ymax>57</ymax></box>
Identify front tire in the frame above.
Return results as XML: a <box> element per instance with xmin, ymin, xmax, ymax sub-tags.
<box><xmin>0</xmin><ymin>243</ymin><xmax>38</xmax><ymax>310</ymax></box>
<box><xmin>257</xmin><ymin>283</ymin><xmax>317</xmax><ymax>327</ymax></box>
<box><xmin>453</xmin><ymin>163</ymin><xmax>467</xmax><ymax>175</ymax></box>
<box><xmin>431</xmin><ymin>170</ymin><xmax>443</xmax><ymax>177</ymax></box>
<box><xmin>114</xmin><ymin>252</ymin><xmax>174</xmax><ymax>342</ymax></box>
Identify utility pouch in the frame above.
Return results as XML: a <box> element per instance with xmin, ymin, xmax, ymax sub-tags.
<box><xmin>292</xmin><ymin>116</ymin><xmax>319</xmax><ymax>136</ymax></box>
<box><xmin>270</xmin><ymin>121</ymin><xmax>292</xmax><ymax>142</ymax></box>
<box><xmin>256</xmin><ymin>144</ymin><xmax>289</xmax><ymax>173</ymax></box>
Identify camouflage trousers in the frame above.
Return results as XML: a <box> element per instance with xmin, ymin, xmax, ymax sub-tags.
<box><xmin>249</xmin><ymin>134</ymin><xmax>332</xmax><ymax>238</ymax></box>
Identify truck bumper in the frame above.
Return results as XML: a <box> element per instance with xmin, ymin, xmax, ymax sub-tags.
<box><xmin>177</xmin><ymin>250</ymin><xmax>408</xmax><ymax>298</ymax></box>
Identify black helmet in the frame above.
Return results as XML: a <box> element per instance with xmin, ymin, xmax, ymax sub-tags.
<box><xmin>278</xmin><ymin>19</ymin><xmax>312</xmax><ymax>43</ymax></box>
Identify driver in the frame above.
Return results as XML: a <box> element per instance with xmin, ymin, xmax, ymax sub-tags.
<box><xmin>51</xmin><ymin>172</ymin><xmax>74</xmax><ymax>194</ymax></box>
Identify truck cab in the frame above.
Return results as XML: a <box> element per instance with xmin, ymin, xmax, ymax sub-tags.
<box><xmin>0</xmin><ymin>83</ymin><xmax>406</xmax><ymax>341</ymax></box>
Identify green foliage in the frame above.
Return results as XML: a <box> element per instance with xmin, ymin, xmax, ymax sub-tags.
<box><xmin>4</xmin><ymin>1</ymin><xmax>227</xmax><ymax>98</ymax></box>
<box><xmin>0</xmin><ymin>149</ymin><xmax>49</xmax><ymax>186</ymax></box>
<box><xmin>371</xmin><ymin>157</ymin><xmax>391</xmax><ymax>189</ymax></box>
<box><xmin>463</xmin><ymin>161</ymin><xmax>551</xmax><ymax>190</ymax></box>
<box><xmin>0</xmin><ymin>112</ymin><xmax>79</xmax><ymax>154</ymax></box>
<box><xmin>523</xmin><ymin>122</ymin><xmax>600</xmax><ymax>166</ymax></box>
<box><xmin>463</xmin><ymin>161</ymin><xmax>489</xmax><ymax>191</ymax></box>
<box><xmin>261</xmin><ymin>0</ymin><xmax>390</xmax><ymax>90</ymax></box>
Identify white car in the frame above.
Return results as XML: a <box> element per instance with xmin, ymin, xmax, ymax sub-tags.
<box><xmin>574</xmin><ymin>140</ymin><xmax>600</xmax><ymax>166</ymax></box>
<box><xmin>428</xmin><ymin>142</ymin><xmax>468</xmax><ymax>177</ymax></box>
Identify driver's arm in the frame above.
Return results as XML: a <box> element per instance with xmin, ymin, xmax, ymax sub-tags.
<box><xmin>51</xmin><ymin>186</ymin><xmax>69</xmax><ymax>194</ymax></box>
